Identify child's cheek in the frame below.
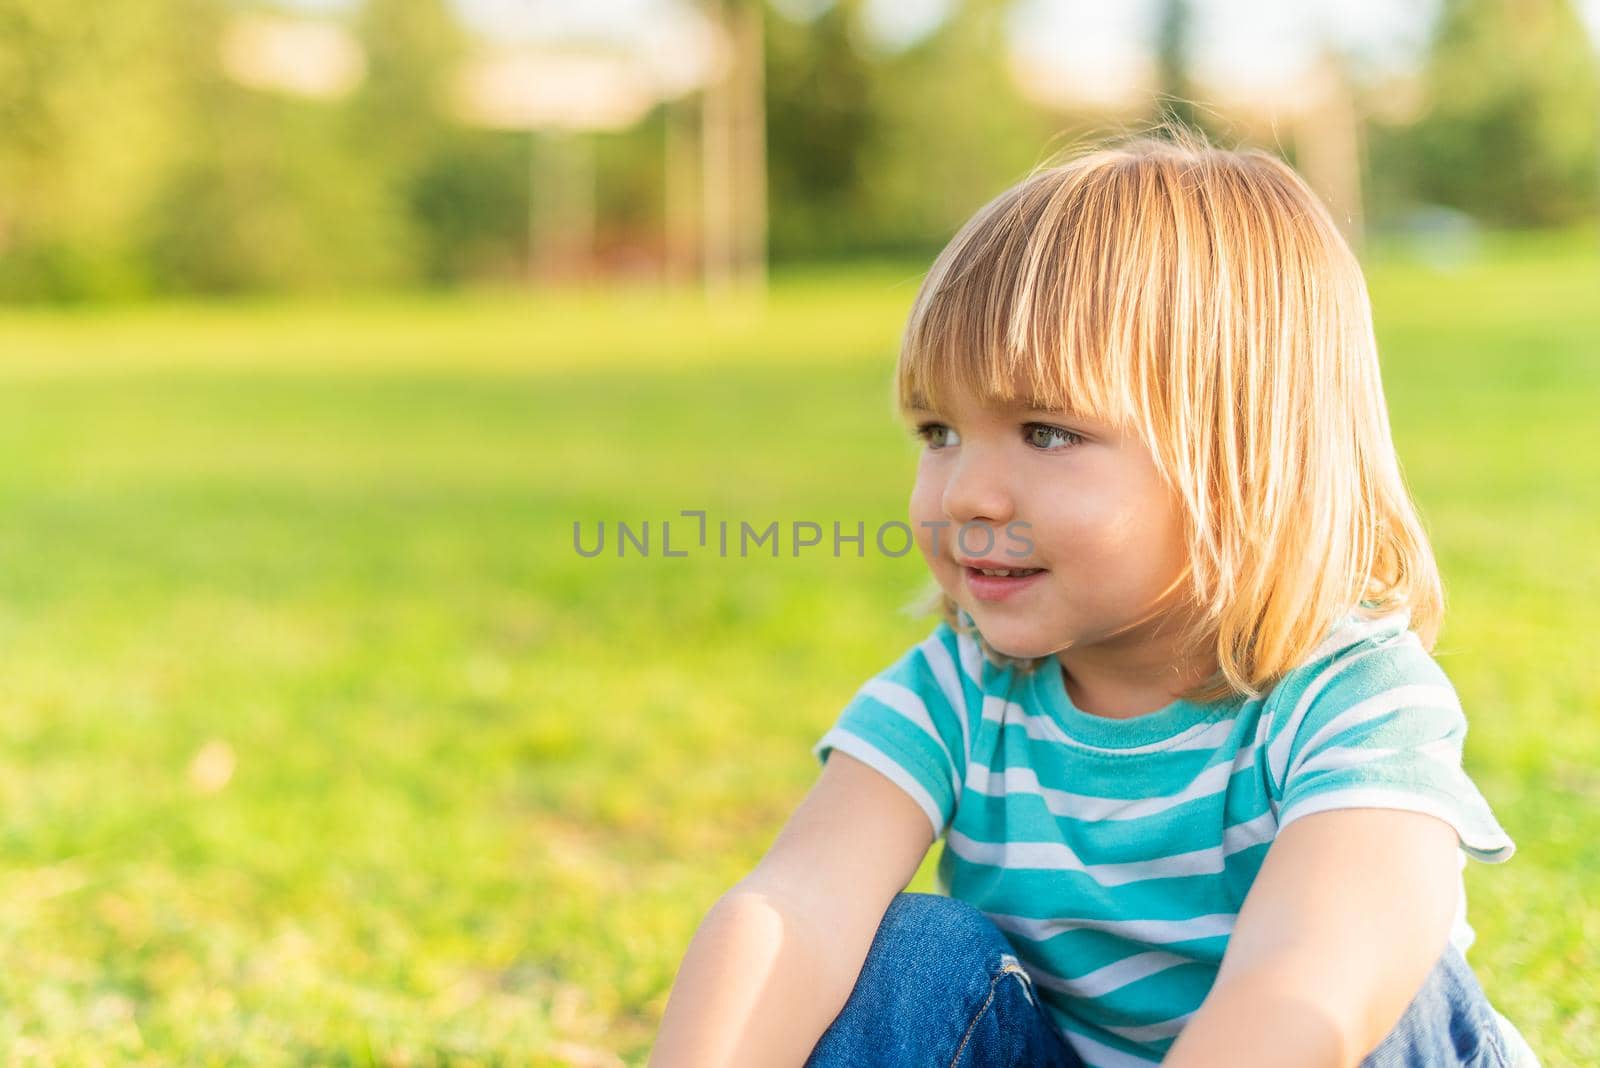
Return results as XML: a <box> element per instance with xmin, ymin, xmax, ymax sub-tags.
<box><xmin>1025</xmin><ymin>500</ymin><xmax>1103</xmax><ymax>561</ymax></box>
<box><xmin>908</xmin><ymin>478</ymin><xmax>944</xmax><ymax>539</ymax></box>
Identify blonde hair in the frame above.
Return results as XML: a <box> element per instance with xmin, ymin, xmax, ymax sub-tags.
<box><xmin>896</xmin><ymin>126</ymin><xmax>1444</xmax><ymax>704</ymax></box>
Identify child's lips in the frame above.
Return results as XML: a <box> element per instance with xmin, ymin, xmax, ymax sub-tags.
<box><xmin>962</xmin><ymin>565</ymin><xmax>1049</xmax><ymax>602</ymax></box>
<box><xmin>956</xmin><ymin>557</ymin><xmax>1046</xmax><ymax>573</ymax></box>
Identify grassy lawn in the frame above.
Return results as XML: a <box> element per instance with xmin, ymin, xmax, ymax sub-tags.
<box><xmin>0</xmin><ymin>233</ymin><xmax>1594</xmax><ymax>1065</ymax></box>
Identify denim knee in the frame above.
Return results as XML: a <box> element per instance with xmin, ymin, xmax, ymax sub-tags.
<box><xmin>876</xmin><ymin>892</ymin><xmax>1031</xmax><ymax>991</ymax></box>
<box><xmin>804</xmin><ymin>892</ymin><xmax>1067</xmax><ymax>1068</ymax></box>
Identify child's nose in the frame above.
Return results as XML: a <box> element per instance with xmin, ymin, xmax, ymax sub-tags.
<box><xmin>942</xmin><ymin>450</ymin><xmax>1015</xmax><ymax>528</ymax></box>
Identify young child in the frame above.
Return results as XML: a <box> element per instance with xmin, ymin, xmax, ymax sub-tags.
<box><xmin>648</xmin><ymin>131</ymin><xmax>1539</xmax><ymax>1068</ymax></box>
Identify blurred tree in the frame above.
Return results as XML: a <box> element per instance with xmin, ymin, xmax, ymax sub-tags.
<box><xmin>349</xmin><ymin>0</ymin><xmax>462</xmax><ymax>172</ymax></box>
<box><xmin>662</xmin><ymin>93</ymin><xmax>700</xmax><ymax>285</ymax></box>
<box><xmin>139</xmin><ymin>4</ymin><xmax>411</xmax><ymax>296</ymax></box>
<box><xmin>1291</xmin><ymin>48</ymin><xmax>1367</xmax><ymax>248</ymax></box>
<box><xmin>0</xmin><ymin>0</ymin><xmax>200</xmax><ymax>299</ymax></box>
<box><xmin>1154</xmin><ymin>0</ymin><xmax>1200</xmax><ymax>131</ymax></box>
<box><xmin>140</xmin><ymin>0</ymin><xmax>495</xmax><ymax>294</ymax></box>
<box><xmin>766</xmin><ymin>0</ymin><xmax>1055</xmax><ymax>261</ymax></box>
<box><xmin>701</xmin><ymin>0</ymin><xmax>769</xmax><ymax>298</ymax></box>
<box><xmin>407</xmin><ymin>130</ymin><xmax>529</xmax><ymax>285</ymax></box>
<box><xmin>592</xmin><ymin>112</ymin><xmax>673</xmax><ymax>280</ymax></box>
<box><xmin>765</xmin><ymin>0</ymin><xmax>878</xmax><ymax>261</ymax></box>
<box><xmin>140</xmin><ymin>88</ymin><xmax>416</xmax><ymax>294</ymax></box>
<box><xmin>854</xmin><ymin>0</ymin><xmax>1055</xmax><ymax>257</ymax></box>
<box><xmin>1394</xmin><ymin>0</ymin><xmax>1600</xmax><ymax>225</ymax></box>
<box><xmin>349</xmin><ymin>0</ymin><xmax>528</xmax><ymax>285</ymax></box>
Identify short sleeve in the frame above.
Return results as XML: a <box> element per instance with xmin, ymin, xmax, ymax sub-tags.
<box><xmin>811</xmin><ymin>623</ymin><xmax>975</xmax><ymax>841</ymax></box>
<box><xmin>1266</xmin><ymin>629</ymin><xmax>1516</xmax><ymax>864</ymax></box>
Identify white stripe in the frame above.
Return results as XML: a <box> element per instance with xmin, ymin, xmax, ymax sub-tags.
<box><xmin>985</xmin><ymin>909</ymin><xmax>1235</xmax><ymax>947</ymax></box>
<box><xmin>966</xmin><ymin>722</ymin><xmax>1267</xmax><ymax>831</ymax></box>
<box><xmin>813</xmin><ymin>729</ymin><xmax>946</xmax><ymax>839</ymax></box>
<box><xmin>965</xmin><ymin>747</ymin><xmax>1245</xmax><ymax>822</ymax></box>
<box><xmin>857</xmin><ymin>677</ymin><xmax>962</xmax><ymax>801</ymax></box>
<box><xmin>982</xmin><ymin>694</ymin><xmax>1238</xmax><ymax>756</ymax></box>
<box><xmin>1290</xmin><ymin>739</ymin><xmax>1464</xmax><ymax>780</ymax></box>
<box><xmin>917</xmin><ymin>633</ymin><xmax>972</xmax><ymax>789</ymax></box>
<box><xmin>1022</xmin><ymin>950</ymin><xmax>1197</xmax><ymax>1000</ymax></box>
<box><xmin>1277</xmin><ymin>787</ymin><xmax>1515</xmax><ymax>861</ymax></box>
<box><xmin>1221</xmin><ymin>809</ymin><xmax>1279</xmax><ymax>858</ymax></box>
<box><xmin>956</xmin><ymin>628</ymin><xmax>985</xmax><ymax>690</ymax></box>
<box><xmin>1417</xmin><ymin>735</ymin><xmax>1464</xmax><ymax>763</ymax></box>
<box><xmin>944</xmin><ymin>810</ymin><xmax>1275</xmax><ymax>888</ymax></box>
<box><xmin>1099</xmin><ymin>1009</ymin><xmax>1197</xmax><ymax>1043</ymax></box>
<box><xmin>1305</xmin><ymin>608</ymin><xmax>1411</xmax><ymax>663</ymax></box>
<box><xmin>1247</xmin><ymin>696</ymin><xmax>1278</xmax><ymax>815</ymax></box>
<box><xmin>952</xmin><ymin>630</ymin><xmax>985</xmax><ymax>788</ymax></box>
<box><xmin>1047</xmin><ymin>1015</ymin><xmax>1163</xmax><ymax>1067</ymax></box>
<box><xmin>1266</xmin><ymin>643</ymin><xmax>1393</xmax><ymax>793</ymax></box>
<box><xmin>1287</xmin><ymin>683</ymin><xmax>1460</xmax><ymax>781</ymax></box>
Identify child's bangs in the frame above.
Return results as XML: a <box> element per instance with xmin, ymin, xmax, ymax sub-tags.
<box><xmin>894</xmin><ymin>162</ymin><xmax>1149</xmax><ymax>432</ymax></box>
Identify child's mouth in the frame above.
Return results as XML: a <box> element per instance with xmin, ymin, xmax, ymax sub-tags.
<box><xmin>962</xmin><ymin>565</ymin><xmax>1048</xmax><ymax>602</ymax></box>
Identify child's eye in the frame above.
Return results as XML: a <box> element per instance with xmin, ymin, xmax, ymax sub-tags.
<box><xmin>913</xmin><ymin>422</ymin><xmax>959</xmax><ymax>449</ymax></box>
<box><xmin>1024</xmin><ymin>423</ymin><xmax>1084</xmax><ymax>450</ymax></box>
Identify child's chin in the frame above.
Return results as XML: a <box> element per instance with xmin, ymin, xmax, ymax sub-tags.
<box><xmin>992</xmin><ymin>642</ymin><xmax>1049</xmax><ymax>662</ymax></box>
<box><xmin>970</xmin><ymin>627</ymin><xmax>1050</xmax><ymax>661</ymax></box>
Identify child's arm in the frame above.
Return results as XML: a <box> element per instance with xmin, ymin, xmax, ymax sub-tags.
<box><xmin>647</xmin><ymin>750</ymin><xmax>936</xmax><ymax>1068</ymax></box>
<box><xmin>1162</xmin><ymin>807</ymin><xmax>1461</xmax><ymax>1068</ymax></box>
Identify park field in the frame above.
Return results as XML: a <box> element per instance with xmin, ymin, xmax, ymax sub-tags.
<box><xmin>0</xmin><ymin>233</ymin><xmax>1595</xmax><ymax>1065</ymax></box>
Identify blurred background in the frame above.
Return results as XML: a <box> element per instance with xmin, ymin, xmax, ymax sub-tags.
<box><xmin>0</xmin><ymin>0</ymin><xmax>1595</xmax><ymax>1064</ymax></box>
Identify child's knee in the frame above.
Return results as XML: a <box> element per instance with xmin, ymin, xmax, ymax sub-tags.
<box><xmin>865</xmin><ymin>892</ymin><xmax>1024</xmax><ymax>995</ymax></box>
<box><xmin>879</xmin><ymin>893</ymin><xmax>1007</xmax><ymax>953</ymax></box>
<box><xmin>806</xmin><ymin>893</ymin><xmax>1050</xmax><ymax>1066</ymax></box>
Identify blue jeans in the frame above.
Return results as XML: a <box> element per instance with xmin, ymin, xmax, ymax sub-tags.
<box><xmin>804</xmin><ymin>892</ymin><xmax>1516</xmax><ymax>1068</ymax></box>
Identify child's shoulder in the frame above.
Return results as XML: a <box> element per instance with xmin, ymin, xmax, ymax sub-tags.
<box><xmin>1260</xmin><ymin>605</ymin><xmax>1465</xmax><ymax>775</ymax></box>
<box><xmin>1267</xmin><ymin>605</ymin><xmax>1451</xmax><ymax>713</ymax></box>
<box><xmin>866</xmin><ymin>615</ymin><xmax>1010</xmax><ymax>711</ymax></box>
<box><xmin>1256</xmin><ymin>606</ymin><xmax>1513</xmax><ymax>863</ymax></box>
<box><xmin>861</xmin><ymin>618</ymin><xmax>982</xmax><ymax>697</ymax></box>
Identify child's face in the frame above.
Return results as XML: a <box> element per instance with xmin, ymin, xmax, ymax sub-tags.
<box><xmin>906</xmin><ymin>386</ymin><xmax>1193</xmax><ymax>663</ymax></box>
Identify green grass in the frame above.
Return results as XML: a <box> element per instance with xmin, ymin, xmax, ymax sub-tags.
<box><xmin>0</xmin><ymin>235</ymin><xmax>1594</xmax><ymax>1065</ymax></box>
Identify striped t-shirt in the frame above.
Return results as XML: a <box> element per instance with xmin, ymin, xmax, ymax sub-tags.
<box><xmin>812</xmin><ymin>608</ymin><xmax>1518</xmax><ymax>1067</ymax></box>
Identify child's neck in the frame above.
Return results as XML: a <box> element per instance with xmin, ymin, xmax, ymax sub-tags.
<box><xmin>1055</xmin><ymin>621</ymin><xmax>1217</xmax><ymax>720</ymax></box>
